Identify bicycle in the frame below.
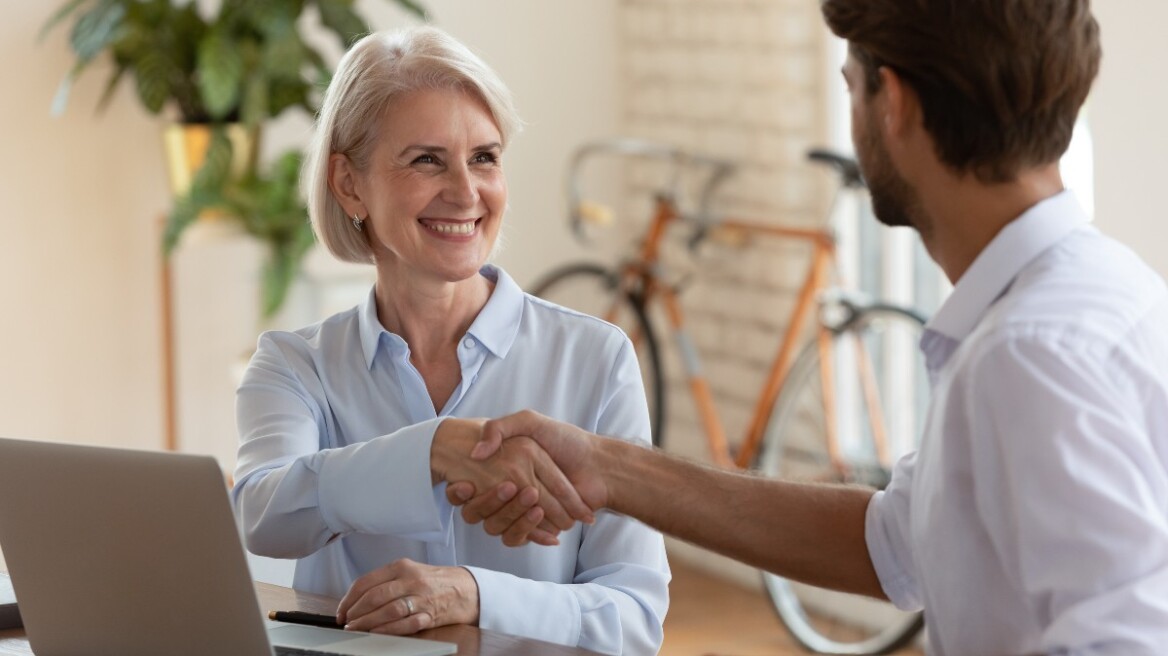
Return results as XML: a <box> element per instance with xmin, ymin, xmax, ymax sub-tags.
<box><xmin>530</xmin><ymin>138</ymin><xmax>929</xmax><ymax>655</ymax></box>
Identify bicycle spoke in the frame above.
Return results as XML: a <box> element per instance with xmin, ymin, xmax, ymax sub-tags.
<box><xmin>755</xmin><ymin>306</ymin><xmax>927</xmax><ymax>654</ymax></box>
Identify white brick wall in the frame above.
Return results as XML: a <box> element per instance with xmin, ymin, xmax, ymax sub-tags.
<box><xmin>618</xmin><ymin>0</ymin><xmax>832</xmax><ymax>589</ymax></box>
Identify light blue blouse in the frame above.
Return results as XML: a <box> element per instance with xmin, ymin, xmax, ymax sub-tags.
<box><xmin>231</xmin><ymin>265</ymin><xmax>669</xmax><ymax>655</ymax></box>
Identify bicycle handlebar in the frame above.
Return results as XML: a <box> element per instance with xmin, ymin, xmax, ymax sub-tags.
<box><xmin>566</xmin><ymin>137</ymin><xmax>738</xmax><ymax>244</ymax></box>
<box><xmin>565</xmin><ymin>137</ymin><xmax>864</xmax><ymax>248</ymax></box>
<box><xmin>807</xmin><ymin>149</ymin><xmax>865</xmax><ymax>189</ymax></box>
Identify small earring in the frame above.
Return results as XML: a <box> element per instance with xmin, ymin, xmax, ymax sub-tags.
<box><xmin>351</xmin><ymin>214</ymin><xmax>364</xmax><ymax>231</ymax></box>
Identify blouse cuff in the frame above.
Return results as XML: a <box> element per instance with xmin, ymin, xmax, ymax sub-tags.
<box><xmin>465</xmin><ymin>565</ymin><xmax>582</xmax><ymax>646</ymax></box>
<box><xmin>317</xmin><ymin>417</ymin><xmax>448</xmax><ymax>539</ymax></box>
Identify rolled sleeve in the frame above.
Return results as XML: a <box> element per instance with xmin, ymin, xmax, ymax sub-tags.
<box><xmin>864</xmin><ymin>452</ymin><xmax>923</xmax><ymax>611</ymax></box>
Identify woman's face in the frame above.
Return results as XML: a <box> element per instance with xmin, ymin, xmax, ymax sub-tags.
<box><xmin>354</xmin><ymin>87</ymin><xmax>507</xmax><ymax>284</ymax></box>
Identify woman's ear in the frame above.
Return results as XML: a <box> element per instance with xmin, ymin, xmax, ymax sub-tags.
<box><xmin>328</xmin><ymin>153</ymin><xmax>366</xmax><ymax>218</ymax></box>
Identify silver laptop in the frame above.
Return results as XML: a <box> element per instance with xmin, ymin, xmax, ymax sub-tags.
<box><xmin>0</xmin><ymin>437</ymin><xmax>456</xmax><ymax>656</ymax></box>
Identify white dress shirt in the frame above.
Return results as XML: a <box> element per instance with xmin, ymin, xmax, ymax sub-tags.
<box><xmin>866</xmin><ymin>192</ymin><xmax>1168</xmax><ymax>655</ymax></box>
<box><xmin>231</xmin><ymin>265</ymin><xmax>669</xmax><ymax>655</ymax></box>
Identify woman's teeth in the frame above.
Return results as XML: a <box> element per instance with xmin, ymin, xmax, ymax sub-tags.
<box><xmin>424</xmin><ymin>221</ymin><xmax>476</xmax><ymax>235</ymax></box>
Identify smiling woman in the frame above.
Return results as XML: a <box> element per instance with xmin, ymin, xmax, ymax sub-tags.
<box><xmin>229</xmin><ymin>26</ymin><xmax>669</xmax><ymax>656</ymax></box>
<box><xmin>330</xmin><ymin>87</ymin><xmax>508</xmax><ymax>292</ymax></box>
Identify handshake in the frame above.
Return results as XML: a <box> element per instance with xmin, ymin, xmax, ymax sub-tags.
<box><xmin>431</xmin><ymin>411</ymin><xmax>617</xmax><ymax>547</ymax></box>
<box><xmin>431</xmin><ymin>409</ymin><xmax>886</xmax><ymax>604</ymax></box>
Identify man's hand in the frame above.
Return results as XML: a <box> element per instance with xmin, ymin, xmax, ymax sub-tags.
<box><xmin>445</xmin><ymin>410</ymin><xmax>609</xmax><ymax>546</ymax></box>
<box><xmin>431</xmin><ymin>417</ymin><xmax>593</xmax><ymax>545</ymax></box>
<box><xmin>338</xmin><ymin>559</ymin><xmax>477</xmax><ymax>634</ymax></box>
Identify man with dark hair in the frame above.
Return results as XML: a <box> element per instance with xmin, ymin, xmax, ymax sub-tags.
<box><xmin>449</xmin><ymin>1</ymin><xmax>1168</xmax><ymax>652</ymax></box>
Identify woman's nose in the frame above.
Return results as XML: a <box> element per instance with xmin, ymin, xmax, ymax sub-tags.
<box><xmin>442</xmin><ymin>164</ymin><xmax>479</xmax><ymax>208</ymax></box>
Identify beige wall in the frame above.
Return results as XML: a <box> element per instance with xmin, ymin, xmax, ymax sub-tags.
<box><xmin>1092</xmin><ymin>0</ymin><xmax>1168</xmax><ymax>280</ymax></box>
<box><xmin>0</xmin><ymin>4</ymin><xmax>170</xmax><ymax>452</ymax></box>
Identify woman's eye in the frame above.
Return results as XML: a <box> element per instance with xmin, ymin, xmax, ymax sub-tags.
<box><xmin>412</xmin><ymin>154</ymin><xmax>438</xmax><ymax>165</ymax></box>
<box><xmin>472</xmin><ymin>152</ymin><xmax>499</xmax><ymax>165</ymax></box>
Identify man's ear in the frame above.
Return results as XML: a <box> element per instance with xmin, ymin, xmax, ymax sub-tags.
<box><xmin>877</xmin><ymin>67</ymin><xmax>920</xmax><ymax>140</ymax></box>
<box><xmin>328</xmin><ymin>153</ymin><xmax>366</xmax><ymax>218</ymax></box>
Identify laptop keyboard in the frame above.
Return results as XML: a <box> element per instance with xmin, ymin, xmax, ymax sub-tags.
<box><xmin>274</xmin><ymin>647</ymin><xmax>346</xmax><ymax>656</ymax></box>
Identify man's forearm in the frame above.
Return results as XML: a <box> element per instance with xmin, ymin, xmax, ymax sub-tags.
<box><xmin>596</xmin><ymin>436</ymin><xmax>885</xmax><ymax>598</ymax></box>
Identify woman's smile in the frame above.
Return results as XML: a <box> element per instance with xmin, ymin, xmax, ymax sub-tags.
<box><xmin>419</xmin><ymin>217</ymin><xmax>482</xmax><ymax>238</ymax></box>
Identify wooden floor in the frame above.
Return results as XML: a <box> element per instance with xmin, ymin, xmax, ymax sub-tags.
<box><xmin>661</xmin><ymin>560</ymin><xmax>923</xmax><ymax>656</ymax></box>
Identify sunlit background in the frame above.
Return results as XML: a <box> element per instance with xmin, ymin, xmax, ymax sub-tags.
<box><xmin>1</xmin><ymin>0</ymin><xmax>1166</xmax><ymax>652</ymax></box>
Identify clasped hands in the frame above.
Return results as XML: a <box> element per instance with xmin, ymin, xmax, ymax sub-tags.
<box><xmin>335</xmin><ymin>413</ymin><xmax>602</xmax><ymax>635</ymax></box>
<box><xmin>434</xmin><ymin>412</ymin><xmax>606</xmax><ymax>547</ymax></box>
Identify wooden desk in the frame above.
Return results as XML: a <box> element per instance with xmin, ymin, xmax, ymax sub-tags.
<box><xmin>0</xmin><ymin>581</ymin><xmax>598</xmax><ymax>656</ymax></box>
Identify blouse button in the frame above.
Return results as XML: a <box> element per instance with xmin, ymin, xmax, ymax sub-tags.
<box><xmin>463</xmin><ymin>337</ymin><xmax>475</xmax><ymax>349</ymax></box>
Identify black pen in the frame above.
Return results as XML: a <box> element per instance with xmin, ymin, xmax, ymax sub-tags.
<box><xmin>268</xmin><ymin>610</ymin><xmax>344</xmax><ymax>629</ymax></box>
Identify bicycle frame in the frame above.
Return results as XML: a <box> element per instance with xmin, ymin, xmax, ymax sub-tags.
<box><xmin>608</xmin><ymin>194</ymin><xmax>894</xmax><ymax>473</ymax></box>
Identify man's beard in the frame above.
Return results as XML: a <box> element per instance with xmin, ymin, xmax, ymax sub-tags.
<box><xmin>857</xmin><ymin>110</ymin><xmax>926</xmax><ymax>234</ymax></box>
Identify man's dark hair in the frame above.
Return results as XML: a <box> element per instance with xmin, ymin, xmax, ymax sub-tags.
<box><xmin>822</xmin><ymin>0</ymin><xmax>1101</xmax><ymax>183</ymax></box>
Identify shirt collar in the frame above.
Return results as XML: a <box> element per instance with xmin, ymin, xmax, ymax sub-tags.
<box><xmin>357</xmin><ymin>264</ymin><xmax>524</xmax><ymax>369</ymax></box>
<box><xmin>925</xmin><ymin>190</ymin><xmax>1089</xmax><ymax>344</ymax></box>
<box><xmin>465</xmin><ymin>265</ymin><xmax>524</xmax><ymax>359</ymax></box>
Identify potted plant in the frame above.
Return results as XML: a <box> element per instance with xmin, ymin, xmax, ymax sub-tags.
<box><xmin>42</xmin><ymin>0</ymin><xmax>425</xmax><ymax>125</ymax></box>
<box><xmin>167</xmin><ymin>143</ymin><xmax>316</xmax><ymax>318</ymax></box>
<box><xmin>42</xmin><ymin>0</ymin><xmax>426</xmax><ymax>316</ymax></box>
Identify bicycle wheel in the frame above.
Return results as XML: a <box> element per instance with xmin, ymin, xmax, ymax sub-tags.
<box><xmin>529</xmin><ymin>263</ymin><xmax>667</xmax><ymax>448</ymax></box>
<box><xmin>754</xmin><ymin>305</ymin><xmax>927</xmax><ymax>654</ymax></box>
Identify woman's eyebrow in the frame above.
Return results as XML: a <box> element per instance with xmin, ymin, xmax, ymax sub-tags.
<box><xmin>398</xmin><ymin>142</ymin><xmax>502</xmax><ymax>157</ymax></box>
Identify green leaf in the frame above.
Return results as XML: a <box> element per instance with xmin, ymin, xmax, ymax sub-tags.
<box><xmin>194</xmin><ymin>127</ymin><xmax>235</xmax><ymax>192</ymax></box>
<box><xmin>268</xmin><ymin>79</ymin><xmax>308</xmax><ymax>117</ymax></box>
<box><xmin>317</xmin><ymin>0</ymin><xmax>368</xmax><ymax>45</ymax></box>
<box><xmin>240</xmin><ymin>72</ymin><xmax>270</xmax><ymax>127</ymax></box>
<box><xmin>133</xmin><ymin>51</ymin><xmax>175</xmax><ymax>114</ymax></box>
<box><xmin>273</xmin><ymin>151</ymin><xmax>303</xmax><ymax>188</ymax></box>
<box><xmin>197</xmin><ymin>29</ymin><xmax>244</xmax><ymax>119</ymax></box>
<box><xmin>261</xmin><ymin>30</ymin><xmax>305</xmax><ymax>80</ymax></box>
<box><xmin>392</xmin><ymin>0</ymin><xmax>429</xmax><ymax>20</ymax></box>
<box><xmin>49</xmin><ymin>58</ymin><xmax>90</xmax><ymax>116</ymax></box>
<box><xmin>163</xmin><ymin>193</ymin><xmax>204</xmax><ymax>254</ymax></box>
<box><xmin>110</xmin><ymin>20</ymin><xmax>152</xmax><ymax>63</ymax></box>
<box><xmin>49</xmin><ymin>74</ymin><xmax>74</xmax><ymax>117</ymax></box>
<box><xmin>261</xmin><ymin>244</ymin><xmax>297</xmax><ymax>318</ymax></box>
<box><xmin>69</xmin><ymin>0</ymin><xmax>125</xmax><ymax>62</ymax></box>
<box><xmin>261</xmin><ymin>220</ymin><xmax>315</xmax><ymax>318</ymax></box>
<box><xmin>252</xmin><ymin>3</ymin><xmax>298</xmax><ymax>40</ymax></box>
<box><xmin>95</xmin><ymin>63</ymin><xmax>127</xmax><ymax>113</ymax></box>
<box><xmin>163</xmin><ymin>129</ymin><xmax>234</xmax><ymax>254</ymax></box>
<box><xmin>39</xmin><ymin>0</ymin><xmax>91</xmax><ymax>43</ymax></box>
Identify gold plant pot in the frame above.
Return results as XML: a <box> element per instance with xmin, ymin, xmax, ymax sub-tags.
<box><xmin>162</xmin><ymin>122</ymin><xmax>260</xmax><ymax>198</ymax></box>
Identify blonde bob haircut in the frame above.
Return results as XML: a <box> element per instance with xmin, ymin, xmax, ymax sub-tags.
<box><xmin>304</xmin><ymin>26</ymin><xmax>522</xmax><ymax>263</ymax></box>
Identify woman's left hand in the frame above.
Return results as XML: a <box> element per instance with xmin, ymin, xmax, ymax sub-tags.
<box><xmin>337</xmin><ymin>559</ymin><xmax>479</xmax><ymax>634</ymax></box>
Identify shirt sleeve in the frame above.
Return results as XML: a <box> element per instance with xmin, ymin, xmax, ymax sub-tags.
<box><xmin>468</xmin><ymin>338</ymin><xmax>670</xmax><ymax>655</ymax></box>
<box><xmin>968</xmin><ymin>336</ymin><xmax>1168</xmax><ymax>654</ymax></box>
<box><xmin>864</xmin><ymin>450</ymin><xmax>924</xmax><ymax>611</ymax></box>
<box><xmin>231</xmin><ymin>333</ymin><xmax>452</xmax><ymax>559</ymax></box>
